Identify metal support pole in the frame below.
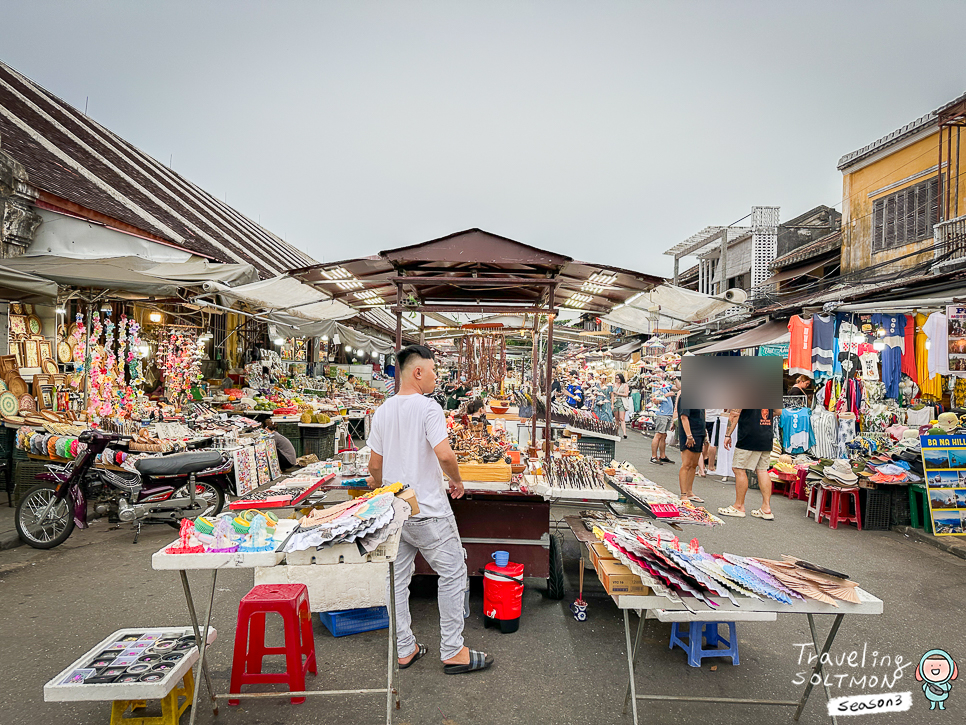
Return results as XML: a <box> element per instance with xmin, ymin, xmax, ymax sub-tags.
<box><xmin>387</xmin><ymin>560</ymin><xmax>399</xmax><ymax>722</ymax></box>
<box><xmin>719</xmin><ymin>227</ymin><xmax>728</xmax><ymax>294</ymax></box>
<box><xmin>418</xmin><ymin>314</ymin><xmax>425</xmax><ymax>346</ymax></box>
<box><xmin>792</xmin><ymin>613</ymin><xmax>845</xmax><ymax>722</ymax></box>
<box><xmin>623</xmin><ymin>609</ymin><xmax>639</xmax><ymax>725</ymax></box>
<box><xmin>622</xmin><ymin>610</ymin><xmax>646</xmax><ymax>714</ymax></box>
<box><xmin>187</xmin><ymin>570</ymin><xmax>219</xmax><ymax>725</ymax></box>
<box><xmin>530</xmin><ymin>315</ymin><xmax>539</xmax><ymax>453</ymax></box>
<box><xmin>394</xmin><ymin>284</ymin><xmax>402</xmax><ymax>387</ymax></box>
<box><xmin>179</xmin><ymin>571</ymin><xmax>216</xmax><ymax>704</ymax></box>
<box><xmin>544</xmin><ymin>314</ymin><xmax>554</xmax><ymax>458</ymax></box>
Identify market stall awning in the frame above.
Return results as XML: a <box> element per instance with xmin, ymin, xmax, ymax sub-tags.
<box><xmin>698</xmin><ymin>320</ymin><xmax>789</xmax><ymax>354</ymax></box>
<box><xmin>0</xmin><ymin>255</ymin><xmax>186</xmax><ymax>297</ymax></box>
<box><xmin>201</xmin><ymin>277</ymin><xmax>357</xmax><ymax>323</ymax></box>
<box><xmin>607</xmin><ymin>338</ymin><xmax>644</xmax><ymax>361</ymax></box>
<box><xmin>602</xmin><ymin>284</ymin><xmax>736</xmax><ymax>334</ymax></box>
<box><xmin>762</xmin><ymin>259</ymin><xmax>827</xmax><ymax>285</ymax></box>
<box><xmin>0</xmin><ymin>264</ymin><xmax>59</xmax><ymax>303</ymax></box>
<box><xmin>143</xmin><ymin>259</ymin><xmax>259</xmax><ymax>288</ymax></box>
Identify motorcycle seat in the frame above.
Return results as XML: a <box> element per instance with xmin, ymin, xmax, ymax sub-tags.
<box><xmin>135</xmin><ymin>450</ymin><xmax>224</xmax><ymax>477</ymax></box>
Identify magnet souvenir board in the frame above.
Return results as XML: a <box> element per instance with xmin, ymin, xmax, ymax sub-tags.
<box><xmin>232</xmin><ymin>446</ymin><xmax>258</xmax><ymax>496</ymax></box>
<box><xmin>921</xmin><ymin>435</ymin><xmax>966</xmax><ymax>536</ymax></box>
<box><xmin>266</xmin><ymin>437</ymin><xmax>281</xmax><ymax>480</ymax></box>
<box><xmin>9</xmin><ymin>315</ymin><xmax>26</xmax><ymax>337</ymax></box>
<box><xmin>254</xmin><ymin>440</ymin><xmax>270</xmax><ymax>487</ymax></box>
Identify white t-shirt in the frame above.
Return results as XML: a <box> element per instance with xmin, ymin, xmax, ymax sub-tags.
<box><xmin>859</xmin><ymin>352</ymin><xmax>879</xmax><ymax>380</ymax></box>
<box><xmin>923</xmin><ymin>312</ymin><xmax>950</xmax><ymax>375</ymax></box>
<box><xmin>367</xmin><ymin>393</ymin><xmax>451</xmax><ymax>519</ymax></box>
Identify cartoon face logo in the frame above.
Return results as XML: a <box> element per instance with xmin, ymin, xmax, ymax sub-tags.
<box><xmin>916</xmin><ymin>649</ymin><xmax>958</xmax><ymax>711</ymax></box>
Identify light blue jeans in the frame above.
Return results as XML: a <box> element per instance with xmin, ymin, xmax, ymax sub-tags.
<box><xmin>388</xmin><ymin>514</ymin><xmax>466</xmax><ymax>661</ymax></box>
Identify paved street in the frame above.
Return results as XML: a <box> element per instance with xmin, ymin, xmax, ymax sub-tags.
<box><xmin>1</xmin><ymin>433</ymin><xmax>965</xmax><ymax>725</ymax></box>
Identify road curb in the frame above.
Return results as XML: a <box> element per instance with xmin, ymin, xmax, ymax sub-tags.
<box><xmin>893</xmin><ymin>525</ymin><xmax>966</xmax><ymax>560</ymax></box>
<box><xmin>0</xmin><ymin>531</ymin><xmax>24</xmax><ymax>550</ymax></box>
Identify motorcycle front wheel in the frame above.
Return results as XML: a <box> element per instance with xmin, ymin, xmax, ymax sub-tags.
<box><xmin>16</xmin><ymin>484</ymin><xmax>75</xmax><ymax>549</ymax></box>
<box><xmin>173</xmin><ymin>480</ymin><xmax>226</xmax><ymax>518</ymax></box>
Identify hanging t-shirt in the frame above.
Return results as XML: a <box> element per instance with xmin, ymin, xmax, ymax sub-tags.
<box><xmin>872</xmin><ymin>314</ymin><xmax>906</xmax><ymax>350</ymax></box>
<box><xmin>901</xmin><ymin>314</ymin><xmax>918</xmax><ymax>383</ymax></box>
<box><xmin>810</xmin><ymin>409</ymin><xmax>837</xmax><ymax>459</ymax></box>
<box><xmin>923</xmin><ymin>311</ymin><xmax>950</xmax><ymax>376</ymax></box>
<box><xmin>811</xmin><ymin>314</ymin><xmax>835</xmax><ymax>375</ymax></box>
<box><xmin>787</xmin><ymin>315</ymin><xmax>813</xmax><ymax>377</ymax></box>
<box><xmin>859</xmin><ymin>351</ymin><xmax>879</xmax><ymax>380</ymax></box>
<box><xmin>837</xmin><ymin>320</ymin><xmax>864</xmax><ymax>379</ymax></box>
<box><xmin>780</xmin><ymin>408</ymin><xmax>815</xmax><ymax>454</ymax></box>
<box><xmin>905</xmin><ymin>406</ymin><xmax>934</xmax><ymax>427</ymax></box>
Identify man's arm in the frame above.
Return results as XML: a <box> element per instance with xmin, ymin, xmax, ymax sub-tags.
<box><xmin>367</xmin><ymin>451</ymin><xmax>384</xmax><ymax>489</ymax></box>
<box><xmin>433</xmin><ymin>439</ymin><xmax>464</xmax><ymax>499</ymax></box>
<box><xmin>724</xmin><ymin>409</ymin><xmax>740</xmax><ymax>450</ymax></box>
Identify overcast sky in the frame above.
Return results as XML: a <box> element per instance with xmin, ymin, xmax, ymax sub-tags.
<box><xmin>2</xmin><ymin>1</ymin><xmax>964</xmax><ymax>278</ymax></box>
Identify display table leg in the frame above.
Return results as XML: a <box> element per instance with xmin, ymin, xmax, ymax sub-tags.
<box><xmin>622</xmin><ymin>610</ymin><xmax>646</xmax><ymax>714</ymax></box>
<box><xmin>792</xmin><ymin>613</ymin><xmax>845</xmax><ymax>723</ymax></box>
<box><xmin>179</xmin><ymin>570</ymin><xmax>216</xmax><ymax>710</ymax></box>
<box><xmin>387</xmin><ymin>560</ymin><xmax>399</xmax><ymax>724</ymax></box>
<box><xmin>186</xmin><ymin>569</ymin><xmax>219</xmax><ymax>725</ymax></box>
<box><xmin>623</xmin><ymin>609</ymin><xmax>639</xmax><ymax>725</ymax></box>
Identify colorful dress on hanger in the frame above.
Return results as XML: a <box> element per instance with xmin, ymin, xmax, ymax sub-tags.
<box><xmin>901</xmin><ymin>314</ymin><xmax>917</xmax><ymax>382</ymax></box>
<box><xmin>916</xmin><ymin>313</ymin><xmax>944</xmax><ymax>399</ymax></box>
<box><xmin>811</xmin><ymin>314</ymin><xmax>835</xmax><ymax>377</ymax></box>
<box><xmin>787</xmin><ymin>315</ymin><xmax>813</xmax><ymax>377</ymax></box>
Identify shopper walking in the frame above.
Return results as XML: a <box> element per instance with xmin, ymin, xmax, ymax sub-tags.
<box><xmin>614</xmin><ymin>373</ymin><xmax>631</xmax><ymax>438</ymax></box>
<box><xmin>718</xmin><ymin>408</ymin><xmax>776</xmax><ymax>520</ymax></box>
<box><xmin>650</xmin><ymin>380</ymin><xmax>677</xmax><ymax>465</ymax></box>
<box><xmin>675</xmin><ymin>386</ymin><xmax>706</xmax><ymax>502</ymax></box>
<box><xmin>703</xmin><ymin>408</ymin><xmax>725</xmax><ymax>476</ymax></box>
<box><xmin>368</xmin><ymin>344</ymin><xmax>493</xmax><ymax>674</ymax></box>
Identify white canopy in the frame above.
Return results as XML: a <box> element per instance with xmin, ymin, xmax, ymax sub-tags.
<box><xmin>603</xmin><ymin>284</ymin><xmax>736</xmax><ymax>334</ymax></box>
<box><xmin>201</xmin><ymin>277</ymin><xmax>357</xmax><ymax>323</ymax></box>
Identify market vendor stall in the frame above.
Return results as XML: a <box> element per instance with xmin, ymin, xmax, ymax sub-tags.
<box><xmin>564</xmin><ymin>513</ymin><xmax>884</xmax><ymax>725</ymax></box>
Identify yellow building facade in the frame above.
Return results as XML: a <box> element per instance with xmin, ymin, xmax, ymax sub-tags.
<box><xmin>838</xmin><ymin>93</ymin><xmax>966</xmax><ymax>275</ymax></box>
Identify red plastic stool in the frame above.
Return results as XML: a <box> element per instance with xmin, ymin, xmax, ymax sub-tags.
<box><xmin>769</xmin><ymin>474</ymin><xmax>791</xmax><ymax>497</ymax></box>
<box><xmin>805</xmin><ymin>483</ymin><xmax>825</xmax><ymax>522</ymax></box>
<box><xmin>229</xmin><ymin>584</ymin><xmax>317</xmax><ymax>705</ymax></box>
<box><xmin>786</xmin><ymin>470</ymin><xmax>807</xmax><ymax>501</ymax></box>
<box><xmin>819</xmin><ymin>487</ymin><xmax>862</xmax><ymax>530</ymax></box>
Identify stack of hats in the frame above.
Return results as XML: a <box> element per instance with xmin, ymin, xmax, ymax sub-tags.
<box><xmin>823</xmin><ymin>459</ymin><xmax>859</xmax><ymax>488</ymax></box>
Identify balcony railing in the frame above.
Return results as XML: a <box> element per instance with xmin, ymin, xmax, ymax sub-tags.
<box><xmin>933</xmin><ymin>214</ymin><xmax>966</xmax><ymax>272</ymax></box>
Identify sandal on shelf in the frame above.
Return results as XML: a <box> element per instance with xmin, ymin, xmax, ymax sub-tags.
<box><xmin>444</xmin><ymin>649</ymin><xmax>493</xmax><ymax>675</ymax></box>
<box><xmin>751</xmin><ymin>509</ymin><xmax>775</xmax><ymax>521</ymax></box>
<box><xmin>717</xmin><ymin>505</ymin><xmax>746</xmax><ymax>518</ymax></box>
<box><xmin>398</xmin><ymin>644</ymin><xmax>427</xmax><ymax>669</ymax></box>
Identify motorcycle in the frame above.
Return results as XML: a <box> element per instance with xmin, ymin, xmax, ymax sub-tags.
<box><xmin>16</xmin><ymin>430</ymin><xmax>231</xmax><ymax>549</ymax></box>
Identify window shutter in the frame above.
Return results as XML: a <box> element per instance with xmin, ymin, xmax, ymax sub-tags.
<box><xmin>873</xmin><ymin>198</ymin><xmax>885</xmax><ymax>252</ymax></box>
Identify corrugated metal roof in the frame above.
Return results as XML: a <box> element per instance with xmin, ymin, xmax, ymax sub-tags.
<box><xmin>0</xmin><ymin>61</ymin><xmax>316</xmax><ymax>278</ymax></box>
<box><xmin>836</xmin><ymin>91</ymin><xmax>966</xmax><ymax>171</ymax></box>
<box><xmin>770</xmin><ymin>230</ymin><xmax>842</xmax><ymax>270</ymax></box>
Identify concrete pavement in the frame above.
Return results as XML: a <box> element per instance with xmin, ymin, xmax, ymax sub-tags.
<box><xmin>0</xmin><ymin>432</ymin><xmax>964</xmax><ymax>724</ymax></box>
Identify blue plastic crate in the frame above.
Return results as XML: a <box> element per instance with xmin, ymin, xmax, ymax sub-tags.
<box><xmin>319</xmin><ymin>607</ymin><xmax>389</xmax><ymax>637</ymax></box>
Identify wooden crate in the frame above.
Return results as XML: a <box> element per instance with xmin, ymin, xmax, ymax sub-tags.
<box><xmin>457</xmin><ymin>462</ymin><xmax>511</xmax><ymax>482</ymax></box>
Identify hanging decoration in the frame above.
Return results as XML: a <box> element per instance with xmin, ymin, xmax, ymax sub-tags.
<box><xmin>157</xmin><ymin>329</ymin><xmax>204</xmax><ymax>401</ymax></box>
<box><xmin>456</xmin><ymin>333</ymin><xmax>507</xmax><ymax>386</ymax></box>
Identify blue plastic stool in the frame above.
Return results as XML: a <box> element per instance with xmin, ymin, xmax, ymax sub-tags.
<box><xmin>669</xmin><ymin>621</ymin><xmax>739</xmax><ymax>667</ymax></box>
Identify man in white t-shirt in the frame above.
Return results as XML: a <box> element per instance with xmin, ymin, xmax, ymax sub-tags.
<box><xmin>368</xmin><ymin>345</ymin><xmax>494</xmax><ymax>675</ymax></box>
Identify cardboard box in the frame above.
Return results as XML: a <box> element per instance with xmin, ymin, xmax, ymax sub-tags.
<box><xmin>589</xmin><ymin>541</ymin><xmax>616</xmax><ymax>571</ymax></box>
<box><xmin>396</xmin><ymin>487</ymin><xmax>420</xmax><ymax>516</ymax></box>
<box><xmin>596</xmin><ymin>559</ymin><xmax>650</xmax><ymax>596</ymax></box>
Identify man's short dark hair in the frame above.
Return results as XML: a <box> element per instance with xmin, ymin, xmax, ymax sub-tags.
<box><xmin>397</xmin><ymin>344</ymin><xmax>435</xmax><ymax>372</ymax></box>
<box><xmin>466</xmin><ymin>398</ymin><xmax>485</xmax><ymax>415</ymax></box>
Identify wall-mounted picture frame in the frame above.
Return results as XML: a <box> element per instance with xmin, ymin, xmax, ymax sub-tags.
<box><xmin>9</xmin><ymin>315</ymin><xmax>27</xmax><ymax>336</ymax></box>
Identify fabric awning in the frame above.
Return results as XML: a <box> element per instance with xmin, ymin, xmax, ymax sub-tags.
<box><xmin>603</xmin><ymin>284</ymin><xmax>737</xmax><ymax>334</ymax></box>
<box><xmin>0</xmin><ymin>256</ymin><xmax>185</xmax><ymax>296</ymax></box>
<box><xmin>762</xmin><ymin>259</ymin><xmax>827</xmax><ymax>285</ymax></box>
<box><xmin>202</xmin><ymin>277</ymin><xmax>357</xmax><ymax>323</ymax></box>
<box><xmin>698</xmin><ymin>320</ymin><xmax>790</xmax><ymax>354</ymax></box>
<box><xmin>143</xmin><ymin>259</ymin><xmax>259</xmax><ymax>288</ymax></box>
<box><xmin>0</xmin><ymin>264</ymin><xmax>59</xmax><ymax>303</ymax></box>
<box><xmin>607</xmin><ymin>338</ymin><xmax>644</xmax><ymax>361</ymax></box>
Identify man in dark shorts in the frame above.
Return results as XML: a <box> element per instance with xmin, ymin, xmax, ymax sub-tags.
<box><xmin>675</xmin><ymin>389</ymin><xmax>706</xmax><ymax>503</ymax></box>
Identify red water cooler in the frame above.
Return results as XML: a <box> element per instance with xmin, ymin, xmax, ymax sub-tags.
<box><xmin>482</xmin><ymin>560</ymin><xmax>524</xmax><ymax>634</ymax></box>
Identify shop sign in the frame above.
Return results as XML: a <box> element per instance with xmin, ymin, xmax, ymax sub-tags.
<box><xmin>759</xmin><ymin>343</ymin><xmax>789</xmax><ymax>357</ymax></box>
<box><xmin>920</xmin><ymin>435</ymin><xmax>966</xmax><ymax>536</ymax></box>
